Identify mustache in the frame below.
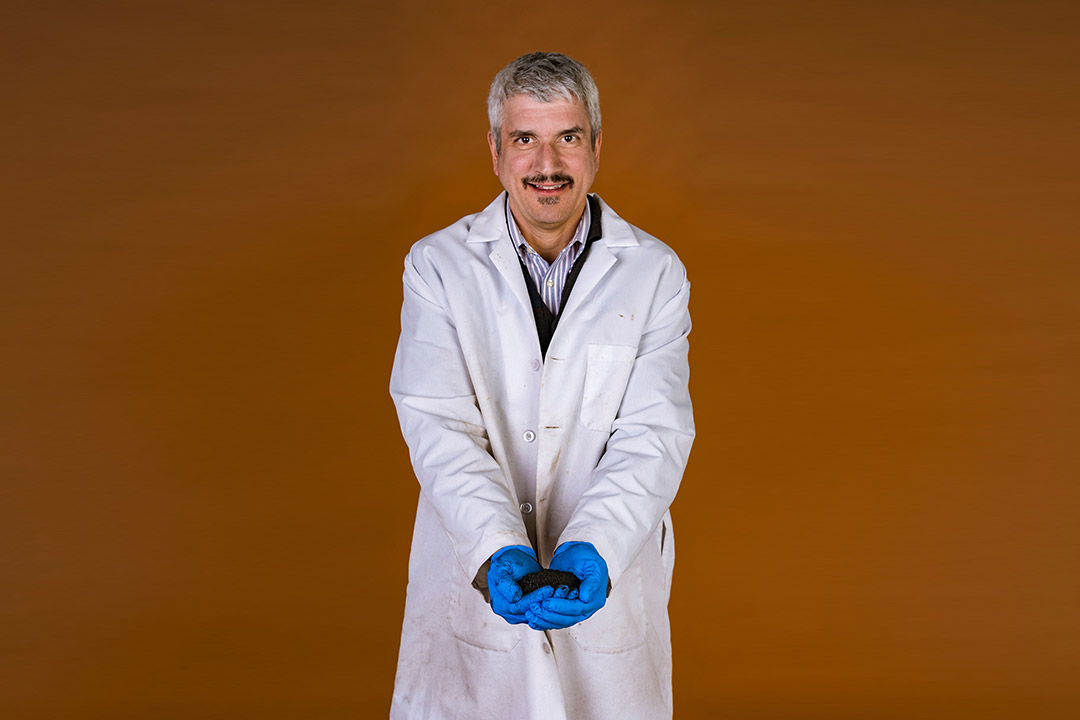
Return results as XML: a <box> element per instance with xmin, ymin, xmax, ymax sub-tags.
<box><xmin>521</xmin><ymin>174</ymin><xmax>574</xmax><ymax>187</ymax></box>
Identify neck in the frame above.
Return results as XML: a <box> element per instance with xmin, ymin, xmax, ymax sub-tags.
<box><xmin>512</xmin><ymin>202</ymin><xmax>587</xmax><ymax>264</ymax></box>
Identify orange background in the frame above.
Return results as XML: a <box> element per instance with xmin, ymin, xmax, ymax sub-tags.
<box><xmin>2</xmin><ymin>1</ymin><xmax>1078</xmax><ymax>718</ymax></box>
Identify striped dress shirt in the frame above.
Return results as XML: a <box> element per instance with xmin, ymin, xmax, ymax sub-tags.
<box><xmin>508</xmin><ymin>200</ymin><xmax>591</xmax><ymax>315</ymax></box>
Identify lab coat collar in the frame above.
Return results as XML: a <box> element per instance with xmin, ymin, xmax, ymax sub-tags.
<box><xmin>465</xmin><ymin>192</ymin><xmax>640</xmax><ymax>248</ymax></box>
<box><xmin>470</xmin><ymin>192</ymin><xmax>637</xmax><ymax>323</ymax></box>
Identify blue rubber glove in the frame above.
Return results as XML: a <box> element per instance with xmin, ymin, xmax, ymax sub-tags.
<box><xmin>488</xmin><ymin>545</ymin><xmax>555</xmax><ymax>625</ymax></box>
<box><xmin>524</xmin><ymin>541</ymin><xmax>608</xmax><ymax>630</ymax></box>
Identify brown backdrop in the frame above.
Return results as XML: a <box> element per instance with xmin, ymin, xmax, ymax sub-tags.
<box><xmin>3</xmin><ymin>1</ymin><xmax>1078</xmax><ymax>718</ymax></box>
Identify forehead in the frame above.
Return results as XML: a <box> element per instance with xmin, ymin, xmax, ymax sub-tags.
<box><xmin>501</xmin><ymin>94</ymin><xmax>591</xmax><ymax>135</ymax></box>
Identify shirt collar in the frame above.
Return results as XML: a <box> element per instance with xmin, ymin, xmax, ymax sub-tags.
<box><xmin>506</xmin><ymin>197</ymin><xmax>591</xmax><ymax>260</ymax></box>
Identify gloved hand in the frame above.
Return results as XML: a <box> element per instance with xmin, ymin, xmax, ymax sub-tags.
<box><xmin>488</xmin><ymin>545</ymin><xmax>554</xmax><ymax>625</ymax></box>
<box><xmin>524</xmin><ymin>541</ymin><xmax>608</xmax><ymax>631</ymax></box>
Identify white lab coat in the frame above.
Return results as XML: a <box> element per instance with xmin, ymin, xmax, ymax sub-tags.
<box><xmin>389</xmin><ymin>193</ymin><xmax>694</xmax><ymax>720</ymax></box>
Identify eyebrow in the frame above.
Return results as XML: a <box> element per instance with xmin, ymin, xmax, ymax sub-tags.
<box><xmin>506</xmin><ymin>126</ymin><xmax>586</xmax><ymax>139</ymax></box>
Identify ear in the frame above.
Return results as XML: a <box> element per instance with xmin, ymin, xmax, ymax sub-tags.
<box><xmin>593</xmin><ymin>129</ymin><xmax>603</xmax><ymax>168</ymax></box>
<box><xmin>487</xmin><ymin>131</ymin><xmax>500</xmax><ymax>175</ymax></box>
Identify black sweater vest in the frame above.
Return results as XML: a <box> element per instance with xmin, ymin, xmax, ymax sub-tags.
<box><xmin>517</xmin><ymin>195</ymin><xmax>604</xmax><ymax>359</ymax></box>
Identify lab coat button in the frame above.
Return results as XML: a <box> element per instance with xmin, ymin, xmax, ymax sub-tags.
<box><xmin>520</xmin><ymin>502</ymin><xmax>533</xmax><ymax>514</ymax></box>
<box><xmin>523</xmin><ymin>430</ymin><xmax>536</xmax><ymax>442</ymax></box>
<box><xmin>531</xmin><ymin>359</ymin><xmax>541</xmax><ymax>371</ymax></box>
<box><xmin>543</xmin><ymin>643</ymin><xmax>552</xmax><ymax>654</ymax></box>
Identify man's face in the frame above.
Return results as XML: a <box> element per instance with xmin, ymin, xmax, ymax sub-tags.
<box><xmin>488</xmin><ymin>94</ymin><xmax>602</xmax><ymax>241</ymax></box>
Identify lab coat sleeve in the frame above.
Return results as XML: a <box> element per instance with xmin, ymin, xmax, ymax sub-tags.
<box><xmin>389</xmin><ymin>251</ymin><xmax>531</xmax><ymax>579</ymax></box>
<box><xmin>557</xmin><ymin>273</ymin><xmax>695</xmax><ymax>586</ymax></box>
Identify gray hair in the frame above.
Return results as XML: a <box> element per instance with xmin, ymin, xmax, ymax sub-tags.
<box><xmin>488</xmin><ymin>52</ymin><xmax>601</xmax><ymax>154</ymax></box>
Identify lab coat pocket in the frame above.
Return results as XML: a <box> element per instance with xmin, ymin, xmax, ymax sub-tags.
<box><xmin>580</xmin><ymin>344</ymin><xmax>637</xmax><ymax>432</ymax></box>
<box><xmin>448</xmin><ymin>563</ymin><xmax>522</xmax><ymax>653</ymax></box>
<box><xmin>659</xmin><ymin>511</ymin><xmax>675</xmax><ymax>601</ymax></box>
<box><xmin>567</xmin><ymin>559</ymin><xmax>647</xmax><ymax>653</ymax></box>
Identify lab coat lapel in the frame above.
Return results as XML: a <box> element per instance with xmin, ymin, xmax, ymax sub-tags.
<box><xmin>558</xmin><ymin>196</ymin><xmax>639</xmax><ymax>321</ymax></box>
<box><xmin>558</xmin><ymin>240</ymin><xmax>616</xmax><ymax>321</ymax></box>
<box><xmin>466</xmin><ymin>194</ymin><xmax>533</xmax><ymax>316</ymax></box>
<box><xmin>488</xmin><ymin>236</ymin><xmax>533</xmax><ymax>316</ymax></box>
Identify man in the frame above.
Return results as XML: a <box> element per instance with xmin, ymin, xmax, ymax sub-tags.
<box><xmin>389</xmin><ymin>52</ymin><xmax>694</xmax><ymax>720</ymax></box>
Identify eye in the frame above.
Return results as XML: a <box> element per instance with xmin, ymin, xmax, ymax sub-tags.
<box><xmin>515</xmin><ymin>136</ymin><xmax>533</xmax><ymax>145</ymax></box>
<box><xmin>562</xmin><ymin>134</ymin><xmax>577</xmax><ymax>143</ymax></box>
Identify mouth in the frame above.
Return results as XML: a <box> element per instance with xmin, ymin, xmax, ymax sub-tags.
<box><xmin>523</xmin><ymin>176</ymin><xmax>573</xmax><ymax>195</ymax></box>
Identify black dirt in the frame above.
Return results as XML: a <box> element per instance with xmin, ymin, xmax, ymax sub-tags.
<box><xmin>518</xmin><ymin>569</ymin><xmax>581</xmax><ymax>596</ymax></box>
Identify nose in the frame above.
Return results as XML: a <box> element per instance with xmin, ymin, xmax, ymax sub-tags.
<box><xmin>535</xmin><ymin>141</ymin><xmax>562</xmax><ymax>175</ymax></box>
